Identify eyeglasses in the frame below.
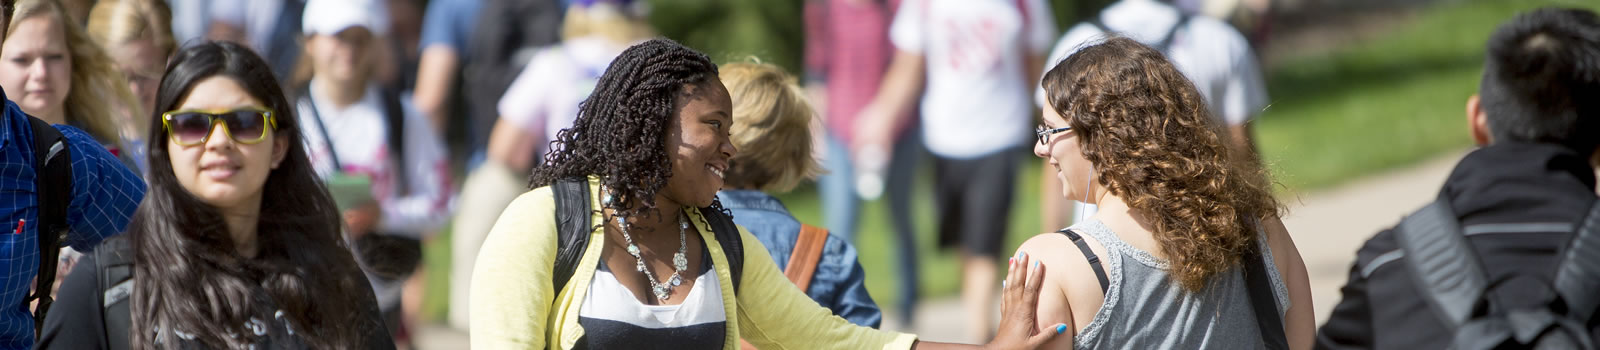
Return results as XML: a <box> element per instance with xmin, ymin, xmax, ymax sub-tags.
<box><xmin>1035</xmin><ymin>124</ymin><xmax>1072</xmax><ymax>145</ymax></box>
<box><xmin>162</xmin><ymin>107</ymin><xmax>279</xmax><ymax>146</ymax></box>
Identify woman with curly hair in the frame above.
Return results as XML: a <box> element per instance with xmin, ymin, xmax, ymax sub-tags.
<box><xmin>471</xmin><ymin>39</ymin><xmax>1063</xmax><ymax>350</ymax></box>
<box><xmin>1019</xmin><ymin>36</ymin><xmax>1314</xmax><ymax>349</ymax></box>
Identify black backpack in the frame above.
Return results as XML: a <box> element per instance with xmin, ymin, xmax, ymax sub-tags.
<box><xmin>24</xmin><ymin>116</ymin><xmax>73</xmax><ymax>339</ymax></box>
<box><xmin>549</xmin><ymin>178</ymin><xmax>745</xmax><ymax>298</ymax></box>
<box><xmin>1087</xmin><ymin>12</ymin><xmax>1191</xmax><ymax>55</ymax></box>
<box><xmin>1394</xmin><ymin>197</ymin><xmax>1600</xmax><ymax>350</ymax></box>
<box><xmin>92</xmin><ymin>237</ymin><xmax>134</xmax><ymax>350</ymax></box>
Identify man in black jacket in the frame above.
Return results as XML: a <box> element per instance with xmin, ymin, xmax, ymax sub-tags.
<box><xmin>1314</xmin><ymin>7</ymin><xmax>1600</xmax><ymax>349</ymax></box>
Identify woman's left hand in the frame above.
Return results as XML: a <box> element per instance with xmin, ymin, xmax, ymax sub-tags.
<box><xmin>985</xmin><ymin>253</ymin><xmax>1067</xmax><ymax>350</ymax></box>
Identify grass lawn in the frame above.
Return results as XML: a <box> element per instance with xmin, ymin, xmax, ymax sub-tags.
<box><xmin>418</xmin><ymin>0</ymin><xmax>1600</xmax><ymax>322</ymax></box>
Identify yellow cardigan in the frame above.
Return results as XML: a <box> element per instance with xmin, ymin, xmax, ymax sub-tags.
<box><xmin>470</xmin><ymin>177</ymin><xmax>918</xmax><ymax>349</ymax></box>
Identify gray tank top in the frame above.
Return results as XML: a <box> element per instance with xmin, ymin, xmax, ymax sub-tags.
<box><xmin>1069</xmin><ymin>219</ymin><xmax>1291</xmax><ymax>349</ymax></box>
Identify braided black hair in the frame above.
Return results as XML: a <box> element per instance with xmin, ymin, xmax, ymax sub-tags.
<box><xmin>530</xmin><ymin>38</ymin><xmax>727</xmax><ymax>219</ymax></box>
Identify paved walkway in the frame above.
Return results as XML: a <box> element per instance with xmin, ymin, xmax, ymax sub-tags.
<box><xmin>414</xmin><ymin>150</ymin><xmax>1470</xmax><ymax>348</ymax></box>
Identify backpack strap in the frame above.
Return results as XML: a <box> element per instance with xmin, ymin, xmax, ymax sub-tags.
<box><xmin>26</xmin><ymin>116</ymin><xmax>71</xmax><ymax>338</ymax></box>
<box><xmin>1554</xmin><ymin>199</ymin><xmax>1600</xmax><ymax>321</ymax></box>
<box><xmin>1153</xmin><ymin>14</ymin><xmax>1191</xmax><ymax>54</ymax></box>
<box><xmin>701</xmin><ymin>207</ymin><xmax>745</xmax><ymax>294</ymax></box>
<box><xmin>1396</xmin><ymin>198</ymin><xmax>1487</xmax><ymax>329</ymax></box>
<box><xmin>301</xmin><ymin>94</ymin><xmax>344</xmax><ymax>171</ymax></box>
<box><xmin>1057</xmin><ymin>229</ymin><xmax>1108</xmax><ymax>295</ymax></box>
<box><xmin>1087</xmin><ymin>11</ymin><xmax>1191</xmax><ymax>54</ymax></box>
<box><xmin>95</xmin><ymin>237</ymin><xmax>134</xmax><ymax>350</ymax></box>
<box><xmin>549</xmin><ymin>180</ymin><xmax>747</xmax><ymax>296</ymax></box>
<box><xmin>784</xmin><ymin>224</ymin><xmax>829</xmax><ymax>292</ymax></box>
<box><xmin>301</xmin><ymin>89</ymin><xmax>409</xmax><ymax>194</ymax></box>
<box><xmin>1243</xmin><ymin>243</ymin><xmax>1289</xmax><ymax>350</ymax></box>
<box><xmin>551</xmin><ymin>178</ymin><xmax>593</xmax><ymax>296</ymax></box>
<box><xmin>377</xmin><ymin>88</ymin><xmax>409</xmax><ymax>194</ymax></box>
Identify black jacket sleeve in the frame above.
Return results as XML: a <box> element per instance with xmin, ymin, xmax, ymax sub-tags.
<box><xmin>1315</xmin><ymin>252</ymin><xmax>1375</xmax><ymax>349</ymax></box>
<box><xmin>35</xmin><ymin>254</ymin><xmax>108</xmax><ymax>350</ymax></box>
<box><xmin>1315</xmin><ymin>228</ymin><xmax>1405</xmax><ymax>350</ymax></box>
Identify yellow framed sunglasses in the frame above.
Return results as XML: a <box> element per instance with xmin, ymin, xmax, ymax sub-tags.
<box><xmin>161</xmin><ymin>107</ymin><xmax>279</xmax><ymax>146</ymax></box>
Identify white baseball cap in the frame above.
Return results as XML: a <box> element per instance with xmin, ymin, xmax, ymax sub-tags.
<box><xmin>302</xmin><ymin>0</ymin><xmax>390</xmax><ymax>37</ymax></box>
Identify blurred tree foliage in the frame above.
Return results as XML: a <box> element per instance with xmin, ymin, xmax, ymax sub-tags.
<box><xmin>647</xmin><ymin>0</ymin><xmax>1115</xmax><ymax>75</ymax></box>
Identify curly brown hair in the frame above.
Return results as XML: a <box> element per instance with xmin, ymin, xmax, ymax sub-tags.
<box><xmin>1041</xmin><ymin>36</ymin><xmax>1281</xmax><ymax>292</ymax></box>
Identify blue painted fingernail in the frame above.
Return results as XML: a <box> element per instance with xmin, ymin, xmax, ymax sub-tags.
<box><xmin>1056</xmin><ymin>324</ymin><xmax>1067</xmax><ymax>334</ymax></box>
<box><xmin>1033</xmin><ymin>260</ymin><xmax>1039</xmax><ymax>269</ymax></box>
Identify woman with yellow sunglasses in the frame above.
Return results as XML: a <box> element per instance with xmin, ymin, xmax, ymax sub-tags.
<box><xmin>36</xmin><ymin>41</ymin><xmax>392</xmax><ymax>349</ymax></box>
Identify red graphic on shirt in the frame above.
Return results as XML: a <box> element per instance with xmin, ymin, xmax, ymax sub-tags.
<box><xmin>942</xmin><ymin>15</ymin><xmax>1009</xmax><ymax>74</ymax></box>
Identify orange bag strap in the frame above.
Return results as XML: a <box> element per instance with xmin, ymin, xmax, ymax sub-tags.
<box><xmin>784</xmin><ymin>224</ymin><xmax>830</xmax><ymax>291</ymax></box>
<box><xmin>742</xmin><ymin>223</ymin><xmax>831</xmax><ymax>350</ymax></box>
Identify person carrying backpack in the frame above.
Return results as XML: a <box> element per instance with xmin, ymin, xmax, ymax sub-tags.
<box><xmin>469</xmin><ymin>38</ymin><xmax>1067</xmax><ymax>350</ymax></box>
<box><xmin>713</xmin><ymin>62</ymin><xmax>882</xmax><ymax>331</ymax></box>
<box><xmin>1316</xmin><ymin>7</ymin><xmax>1600</xmax><ymax>350</ymax></box>
<box><xmin>0</xmin><ymin>0</ymin><xmax>146</xmax><ymax>348</ymax></box>
<box><xmin>35</xmin><ymin>41</ymin><xmax>393</xmax><ymax>350</ymax></box>
<box><xmin>292</xmin><ymin>0</ymin><xmax>453</xmax><ymax>346</ymax></box>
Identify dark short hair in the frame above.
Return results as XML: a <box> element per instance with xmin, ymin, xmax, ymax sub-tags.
<box><xmin>1479</xmin><ymin>7</ymin><xmax>1600</xmax><ymax>152</ymax></box>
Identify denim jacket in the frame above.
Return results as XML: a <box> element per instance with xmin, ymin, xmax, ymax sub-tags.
<box><xmin>715</xmin><ymin>190</ymin><xmax>883</xmax><ymax>328</ymax></box>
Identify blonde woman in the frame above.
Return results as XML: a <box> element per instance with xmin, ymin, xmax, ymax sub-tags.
<box><xmin>449</xmin><ymin>0</ymin><xmax>655</xmax><ymax>328</ymax></box>
<box><xmin>88</xmin><ymin>0</ymin><xmax>176</xmax><ymax>177</ymax></box>
<box><xmin>714</xmin><ymin>61</ymin><xmax>883</xmax><ymax>328</ymax></box>
<box><xmin>0</xmin><ymin>0</ymin><xmax>137</xmax><ymax>155</ymax></box>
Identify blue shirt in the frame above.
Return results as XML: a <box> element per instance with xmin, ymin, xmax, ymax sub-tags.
<box><xmin>716</xmin><ymin>190</ymin><xmax>883</xmax><ymax>328</ymax></box>
<box><xmin>419</xmin><ymin>0</ymin><xmax>483</xmax><ymax>59</ymax></box>
<box><xmin>0</xmin><ymin>90</ymin><xmax>145</xmax><ymax>348</ymax></box>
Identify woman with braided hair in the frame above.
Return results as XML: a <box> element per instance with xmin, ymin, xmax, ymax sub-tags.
<box><xmin>471</xmin><ymin>39</ymin><xmax>1065</xmax><ymax>349</ymax></box>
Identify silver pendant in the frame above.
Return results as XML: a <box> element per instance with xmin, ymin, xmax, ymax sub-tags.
<box><xmin>670</xmin><ymin>275</ymin><xmax>682</xmax><ymax>286</ymax></box>
<box><xmin>636</xmin><ymin>261</ymin><xmax>646</xmax><ymax>272</ymax></box>
<box><xmin>626</xmin><ymin>244</ymin><xmax>640</xmax><ymax>256</ymax></box>
<box><xmin>653</xmin><ymin>286</ymin><xmax>669</xmax><ymax>301</ymax></box>
<box><xmin>673</xmin><ymin>252</ymin><xmax>688</xmax><ymax>271</ymax></box>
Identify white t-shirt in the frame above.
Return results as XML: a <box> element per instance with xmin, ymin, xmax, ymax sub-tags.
<box><xmin>1035</xmin><ymin>0</ymin><xmax>1267</xmax><ymax>126</ymax></box>
<box><xmin>298</xmin><ymin>82</ymin><xmax>454</xmax><ymax>238</ymax></box>
<box><xmin>890</xmin><ymin>0</ymin><xmax>1057</xmax><ymax>159</ymax></box>
<box><xmin>497</xmin><ymin>37</ymin><xmax>633</xmax><ymax>155</ymax></box>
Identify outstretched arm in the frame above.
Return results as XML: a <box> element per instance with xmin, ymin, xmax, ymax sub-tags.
<box><xmin>914</xmin><ymin>253</ymin><xmax>1068</xmax><ymax>350</ymax></box>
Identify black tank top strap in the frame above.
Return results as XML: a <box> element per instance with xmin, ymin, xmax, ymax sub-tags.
<box><xmin>1059</xmin><ymin>228</ymin><xmax>1110</xmax><ymax>295</ymax></box>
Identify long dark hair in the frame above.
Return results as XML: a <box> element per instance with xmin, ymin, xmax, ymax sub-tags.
<box><xmin>528</xmin><ymin>38</ymin><xmax>725</xmax><ymax>219</ymax></box>
<box><xmin>129</xmin><ymin>41</ymin><xmax>377</xmax><ymax>349</ymax></box>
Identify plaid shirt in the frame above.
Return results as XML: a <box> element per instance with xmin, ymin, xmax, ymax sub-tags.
<box><xmin>805</xmin><ymin>0</ymin><xmax>900</xmax><ymax>144</ymax></box>
<box><xmin>0</xmin><ymin>90</ymin><xmax>144</xmax><ymax>348</ymax></box>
